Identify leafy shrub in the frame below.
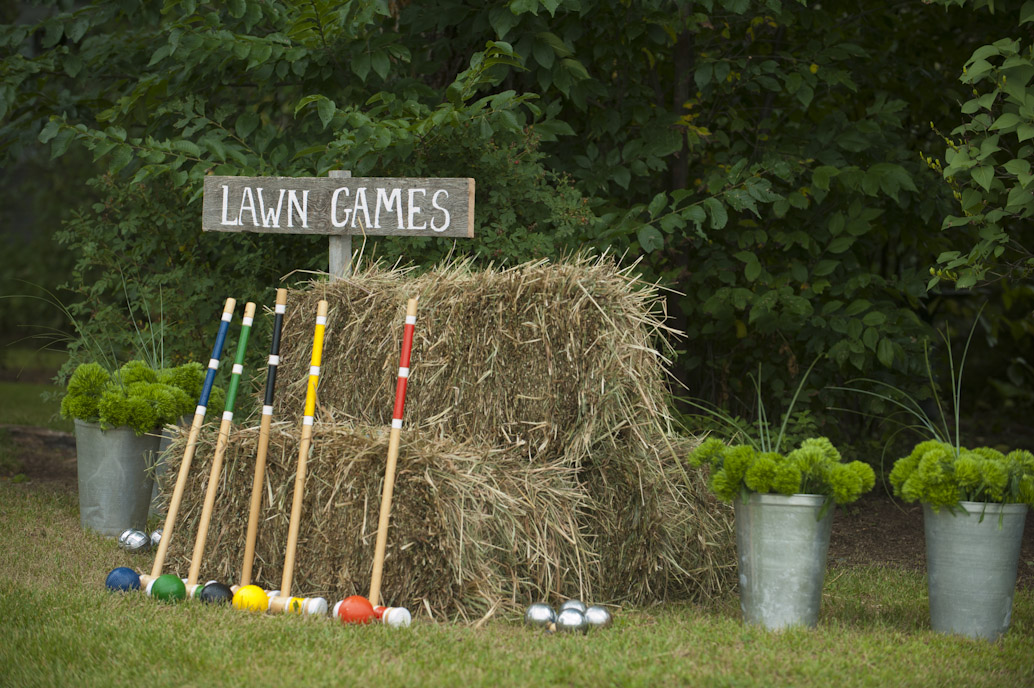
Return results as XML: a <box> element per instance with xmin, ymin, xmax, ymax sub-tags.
<box><xmin>688</xmin><ymin>436</ymin><xmax>875</xmax><ymax>505</ymax></box>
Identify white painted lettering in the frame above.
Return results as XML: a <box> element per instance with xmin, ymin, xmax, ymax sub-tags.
<box><xmin>220</xmin><ymin>185</ymin><xmax>239</xmax><ymax>226</ymax></box>
<box><xmin>330</xmin><ymin>187</ymin><xmax>351</xmax><ymax>228</ymax></box>
<box><xmin>287</xmin><ymin>190</ymin><xmax>309</xmax><ymax>228</ymax></box>
<box><xmin>431</xmin><ymin>189</ymin><xmax>450</xmax><ymax>232</ymax></box>
<box><xmin>239</xmin><ymin>187</ymin><xmax>259</xmax><ymax>226</ymax></box>
<box><xmin>351</xmin><ymin>188</ymin><xmax>371</xmax><ymax>230</ymax></box>
<box><xmin>257</xmin><ymin>188</ymin><xmax>286</xmax><ymax>228</ymax></box>
<box><xmin>375</xmin><ymin>188</ymin><xmax>404</xmax><ymax>229</ymax></box>
<box><xmin>407</xmin><ymin>188</ymin><xmax>427</xmax><ymax>230</ymax></box>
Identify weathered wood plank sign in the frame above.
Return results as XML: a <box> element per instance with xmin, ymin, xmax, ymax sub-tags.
<box><xmin>202</xmin><ymin>175</ymin><xmax>475</xmax><ymax>238</ymax></box>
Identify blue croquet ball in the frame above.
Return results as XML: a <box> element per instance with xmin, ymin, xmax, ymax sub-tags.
<box><xmin>105</xmin><ymin>567</ymin><xmax>141</xmax><ymax>592</ymax></box>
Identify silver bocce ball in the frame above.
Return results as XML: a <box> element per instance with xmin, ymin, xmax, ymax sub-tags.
<box><xmin>524</xmin><ymin>603</ymin><xmax>556</xmax><ymax>629</ymax></box>
<box><xmin>555</xmin><ymin>607</ymin><xmax>588</xmax><ymax>634</ymax></box>
<box><xmin>559</xmin><ymin>599</ymin><xmax>587</xmax><ymax>614</ymax></box>
<box><xmin>118</xmin><ymin>529</ymin><xmax>151</xmax><ymax>553</ymax></box>
<box><xmin>584</xmin><ymin>605</ymin><xmax>613</xmax><ymax>630</ymax></box>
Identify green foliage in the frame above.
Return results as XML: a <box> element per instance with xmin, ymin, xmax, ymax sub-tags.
<box><xmin>61</xmin><ymin>359</ymin><xmax>216</xmax><ymax>433</ymax></box>
<box><xmin>59</xmin><ymin>361</ymin><xmax>108</xmax><ymax>421</ymax></box>
<box><xmin>1</xmin><ymin>0</ymin><xmax>1026</xmax><ymax>447</ymax></box>
<box><xmin>889</xmin><ymin>439</ymin><xmax>1034</xmax><ymax>509</ymax></box>
<box><xmin>687</xmin><ymin>436</ymin><xmax>875</xmax><ymax>505</ymax></box>
<box><xmin>927</xmin><ymin>1</ymin><xmax>1034</xmax><ymax>288</ymax></box>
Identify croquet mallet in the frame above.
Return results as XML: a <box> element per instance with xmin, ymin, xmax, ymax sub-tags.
<box><xmin>142</xmin><ymin>297</ymin><xmax>235</xmax><ymax>592</ymax></box>
<box><xmin>268</xmin><ymin>299</ymin><xmax>329</xmax><ymax>616</ymax></box>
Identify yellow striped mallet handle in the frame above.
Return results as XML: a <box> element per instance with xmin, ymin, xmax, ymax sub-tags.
<box><xmin>369</xmin><ymin>297</ymin><xmax>418</xmax><ymax>608</ymax></box>
<box><xmin>186</xmin><ymin>301</ymin><xmax>256</xmax><ymax>593</ymax></box>
<box><xmin>240</xmin><ymin>288</ymin><xmax>288</xmax><ymax>588</ymax></box>
<box><xmin>145</xmin><ymin>297</ymin><xmax>236</xmax><ymax>585</ymax></box>
<box><xmin>269</xmin><ymin>299</ymin><xmax>328</xmax><ymax>613</ymax></box>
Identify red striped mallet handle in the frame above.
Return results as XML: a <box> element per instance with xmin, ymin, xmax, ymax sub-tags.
<box><xmin>269</xmin><ymin>299</ymin><xmax>328</xmax><ymax>613</ymax></box>
<box><xmin>239</xmin><ymin>288</ymin><xmax>288</xmax><ymax>589</ymax></box>
<box><xmin>186</xmin><ymin>301</ymin><xmax>256</xmax><ymax>593</ymax></box>
<box><xmin>369</xmin><ymin>297</ymin><xmax>418</xmax><ymax>608</ymax></box>
<box><xmin>146</xmin><ymin>297</ymin><xmax>235</xmax><ymax>584</ymax></box>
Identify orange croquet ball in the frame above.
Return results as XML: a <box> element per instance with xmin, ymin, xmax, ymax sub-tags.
<box><xmin>336</xmin><ymin>595</ymin><xmax>375</xmax><ymax>625</ymax></box>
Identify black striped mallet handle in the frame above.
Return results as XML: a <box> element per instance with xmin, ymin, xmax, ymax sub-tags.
<box><xmin>145</xmin><ymin>298</ymin><xmax>235</xmax><ymax>586</ymax></box>
<box><xmin>239</xmin><ymin>288</ymin><xmax>287</xmax><ymax>589</ymax></box>
<box><xmin>186</xmin><ymin>301</ymin><xmax>256</xmax><ymax>594</ymax></box>
<box><xmin>269</xmin><ymin>299</ymin><xmax>328</xmax><ymax>614</ymax></box>
<box><xmin>369</xmin><ymin>297</ymin><xmax>418</xmax><ymax>608</ymax></box>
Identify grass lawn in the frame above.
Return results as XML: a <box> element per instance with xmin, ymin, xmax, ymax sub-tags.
<box><xmin>0</xmin><ymin>344</ymin><xmax>71</xmax><ymax>432</ymax></box>
<box><xmin>1</xmin><ymin>481</ymin><xmax>1031</xmax><ymax>688</ymax></box>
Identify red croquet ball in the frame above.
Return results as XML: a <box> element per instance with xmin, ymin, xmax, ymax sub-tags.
<box><xmin>373</xmin><ymin>605</ymin><xmax>387</xmax><ymax>620</ymax></box>
<box><xmin>337</xmin><ymin>595</ymin><xmax>375</xmax><ymax>625</ymax></box>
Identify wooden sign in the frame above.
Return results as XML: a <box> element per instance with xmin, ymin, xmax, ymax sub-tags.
<box><xmin>202</xmin><ymin>175</ymin><xmax>475</xmax><ymax>238</ymax></box>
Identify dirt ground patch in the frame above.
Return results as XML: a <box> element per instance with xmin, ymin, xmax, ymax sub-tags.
<box><xmin>3</xmin><ymin>424</ymin><xmax>1034</xmax><ymax>590</ymax></box>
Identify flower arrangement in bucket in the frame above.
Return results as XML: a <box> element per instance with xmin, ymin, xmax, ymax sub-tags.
<box><xmin>61</xmin><ymin>360</ymin><xmax>215</xmax><ymax>435</ymax></box>
<box><xmin>61</xmin><ymin>359</ymin><xmax>224</xmax><ymax>536</ymax></box>
<box><xmin>684</xmin><ymin>359</ymin><xmax>875</xmax><ymax>630</ymax></box>
<box><xmin>840</xmin><ymin>307</ymin><xmax>1034</xmax><ymax>640</ymax></box>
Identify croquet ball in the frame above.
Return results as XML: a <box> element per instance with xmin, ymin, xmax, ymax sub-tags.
<box><xmin>233</xmin><ymin>584</ymin><xmax>269</xmax><ymax>613</ymax></box>
<box><xmin>383</xmin><ymin>607</ymin><xmax>412</xmax><ymax>628</ymax></box>
<box><xmin>559</xmin><ymin>599</ymin><xmax>587</xmax><ymax>614</ymax></box>
<box><xmin>524</xmin><ymin>603</ymin><xmax>556</xmax><ymax>628</ymax></box>
<box><xmin>200</xmin><ymin>582</ymin><xmax>234</xmax><ymax>605</ymax></box>
<box><xmin>150</xmin><ymin>530</ymin><xmax>162</xmax><ymax>548</ymax></box>
<box><xmin>150</xmin><ymin>574</ymin><xmax>187</xmax><ymax>602</ymax></box>
<box><xmin>105</xmin><ymin>567</ymin><xmax>141</xmax><ymax>592</ymax></box>
<box><xmin>584</xmin><ymin>605</ymin><xmax>613</xmax><ymax>630</ymax></box>
<box><xmin>555</xmin><ymin>608</ymin><xmax>588</xmax><ymax>634</ymax></box>
<box><xmin>336</xmin><ymin>595</ymin><xmax>375</xmax><ymax>625</ymax></box>
<box><xmin>118</xmin><ymin>529</ymin><xmax>151</xmax><ymax>553</ymax></box>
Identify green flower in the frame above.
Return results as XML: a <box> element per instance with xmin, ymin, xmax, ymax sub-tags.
<box><xmin>771</xmin><ymin>460</ymin><xmax>803</xmax><ymax>495</ymax></box>
<box><xmin>744</xmin><ymin>454</ymin><xmax>779</xmax><ymax>494</ymax></box>
<box><xmin>687</xmin><ymin>437</ymin><xmax>727</xmax><ymax>469</ymax></box>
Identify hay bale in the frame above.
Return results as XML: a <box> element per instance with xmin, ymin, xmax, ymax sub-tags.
<box><xmin>274</xmin><ymin>257</ymin><xmax>679</xmax><ymax>464</ymax></box>
<box><xmin>157</xmin><ymin>422</ymin><xmax>734</xmax><ymax>619</ymax></box>
<box><xmin>156</xmin><ymin>257</ymin><xmax>736</xmax><ymax>619</ymax></box>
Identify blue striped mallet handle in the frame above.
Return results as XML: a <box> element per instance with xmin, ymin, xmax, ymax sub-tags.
<box><xmin>145</xmin><ymin>297</ymin><xmax>236</xmax><ymax>584</ymax></box>
<box><xmin>239</xmin><ymin>288</ymin><xmax>287</xmax><ymax>588</ymax></box>
<box><xmin>186</xmin><ymin>301</ymin><xmax>256</xmax><ymax>594</ymax></box>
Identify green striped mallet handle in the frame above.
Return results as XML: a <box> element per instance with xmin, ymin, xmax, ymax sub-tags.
<box><xmin>269</xmin><ymin>299</ymin><xmax>328</xmax><ymax>614</ymax></box>
<box><xmin>146</xmin><ymin>297</ymin><xmax>236</xmax><ymax>585</ymax></box>
<box><xmin>239</xmin><ymin>288</ymin><xmax>287</xmax><ymax>588</ymax></box>
<box><xmin>186</xmin><ymin>301</ymin><xmax>257</xmax><ymax>594</ymax></box>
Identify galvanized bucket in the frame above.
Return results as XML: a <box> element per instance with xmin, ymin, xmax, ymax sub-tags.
<box><xmin>735</xmin><ymin>493</ymin><xmax>834</xmax><ymax>630</ymax></box>
<box><xmin>74</xmin><ymin>419</ymin><xmax>160</xmax><ymax>537</ymax></box>
<box><xmin>924</xmin><ymin>500</ymin><xmax>1027</xmax><ymax>640</ymax></box>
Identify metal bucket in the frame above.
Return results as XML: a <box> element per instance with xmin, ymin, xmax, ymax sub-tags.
<box><xmin>924</xmin><ymin>501</ymin><xmax>1027</xmax><ymax>640</ymax></box>
<box><xmin>74</xmin><ymin>419</ymin><xmax>160</xmax><ymax>537</ymax></box>
<box><xmin>735</xmin><ymin>493</ymin><xmax>834</xmax><ymax>630</ymax></box>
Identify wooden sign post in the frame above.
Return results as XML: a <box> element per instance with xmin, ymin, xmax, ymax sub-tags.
<box><xmin>202</xmin><ymin>174</ymin><xmax>476</xmax><ymax>278</ymax></box>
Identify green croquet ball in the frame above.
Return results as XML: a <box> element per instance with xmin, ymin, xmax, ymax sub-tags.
<box><xmin>150</xmin><ymin>574</ymin><xmax>187</xmax><ymax>602</ymax></box>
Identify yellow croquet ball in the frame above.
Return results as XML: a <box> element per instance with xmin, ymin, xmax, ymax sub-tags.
<box><xmin>232</xmin><ymin>584</ymin><xmax>269</xmax><ymax>612</ymax></box>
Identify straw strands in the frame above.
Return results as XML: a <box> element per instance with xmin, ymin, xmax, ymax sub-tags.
<box><xmin>157</xmin><ymin>257</ymin><xmax>735</xmax><ymax>619</ymax></box>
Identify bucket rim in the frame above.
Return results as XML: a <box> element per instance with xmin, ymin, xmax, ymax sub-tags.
<box><xmin>737</xmin><ymin>493</ymin><xmax>829</xmax><ymax>508</ymax></box>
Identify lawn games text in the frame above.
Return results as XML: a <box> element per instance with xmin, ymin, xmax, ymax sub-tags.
<box><xmin>202</xmin><ymin>176</ymin><xmax>475</xmax><ymax>238</ymax></box>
